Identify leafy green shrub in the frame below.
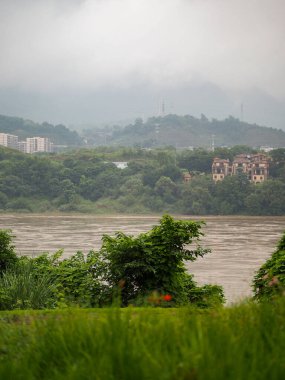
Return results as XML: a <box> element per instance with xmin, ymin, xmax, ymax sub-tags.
<box><xmin>100</xmin><ymin>214</ymin><xmax>224</xmax><ymax>306</ymax></box>
<box><xmin>187</xmin><ymin>284</ymin><xmax>225</xmax><ymax>308</ymax></box>
<box><xmin>253</xmin><ymin>232</ymin><xmax>285</xmax><ymax>300</ymax></box>
<box><xmin>52</xmin><ymin>251</ymin><xmax>109</xmax><ymax>307</ymax></box>
<box><xmin>24</xmin><ymin>250</ymin><xmax>109</xmax><ymax>308</ymax></box>
<box><xmin>0</xmin><ymin>230</ymin><xmax>18</xmax><ymax>273</ymax></box>
<box><xmin>0</xmin><ymin>217</ymin><xmax>224</xmax><ymax>310</ymax></box>
<box><xmin>0</xmin><ymin>261</ymin><xmax>56</xmax><ymax>310</ymax></box>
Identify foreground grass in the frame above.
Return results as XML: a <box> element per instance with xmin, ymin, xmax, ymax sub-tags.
<box><xmin>0</xmin><ymin>300</ymin><xmax>285</xmax><ymax>380</ymax></box>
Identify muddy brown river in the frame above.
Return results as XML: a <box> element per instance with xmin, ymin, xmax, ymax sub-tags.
<box><xmin>0</xmin><ymin>214</ymin><xmax>284</xmax><ymax>303</ymax></box>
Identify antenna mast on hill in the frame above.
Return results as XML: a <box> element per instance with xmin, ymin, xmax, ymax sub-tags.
<box><xmin>211</xmin><ymin>134</ymin><xmax>215</xmax><ymax>152</ymax></box>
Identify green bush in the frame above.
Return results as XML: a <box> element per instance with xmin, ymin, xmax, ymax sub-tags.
<box><xmin>0</xmin><ymin>230</ymin><xmax>18</xmax><ymax>273</ymax></box>
<box><xmin>253</xmin><ymin>232</ymin><xmax>285</xmax><ymax>300</ymax></box>
<box><xmin>23</xmin><ymin>250</ymin><xmax>109</xmax><ymax>308</ymax></box>
<box><xmin>100</xmin><ymin>214</ymin><xmax>224</xmax><ymax>306</ymax></box>
<box><xmin>0</xmin><ymin>261</ymin><xmax>56</xmax><ymax>310</ymax></box>
<box><xmin>0</xmin><ymin>217</ymin><xmax>224</xmax><ymax>310</ymax></box>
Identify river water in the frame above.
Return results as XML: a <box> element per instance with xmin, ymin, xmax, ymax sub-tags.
<box><xmin>0</xmin><ymin>214</ymin><xmax>284</xmax><ymax>303</ymax></box>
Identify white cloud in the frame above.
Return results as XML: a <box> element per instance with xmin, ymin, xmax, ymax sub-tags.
<box><xmin>0</xmin><ymin>0</ymin><xmax>284</xmax><ymax>98</ymax></box>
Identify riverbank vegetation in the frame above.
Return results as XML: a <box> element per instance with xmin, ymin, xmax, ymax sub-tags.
<box><xmin>0</xmin><ymin>298</ymin><xmax>285</xmax><ymax>379</ymax></box>
<box><xmin>0</xmin><ymin>145</ymin><xmax>285</xmax><ymax>215</ymax></box>
<box><xmin>1</xmin><ymin>219</ymin><xmax>285</xmax><ymax>378</ymax></box>
<box><xmin>0</xmin><ymin>216</ymin><xmax>224</xmax><ymax>310</ymax></box>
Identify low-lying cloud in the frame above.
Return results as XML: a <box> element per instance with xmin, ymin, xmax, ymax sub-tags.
<box><xmin>0</xmin><ymin>0</ymin><xmax>284</xmax><ymax>99</ymax></box>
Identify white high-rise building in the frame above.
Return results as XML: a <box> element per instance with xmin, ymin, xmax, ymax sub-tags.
<box><xmin>0</xmin><ymin>133</ymin><xmax>19</xmax><ymax>149</ymax></box>
<box><xmin>18</xmin><ymin>141</ymin><xmax>28</xmax><ymax>153</ymax></box>
<box><xmin>26</xmin><ymin>137</ymin><xmax>53</xmax><ymax>153</ymax></box>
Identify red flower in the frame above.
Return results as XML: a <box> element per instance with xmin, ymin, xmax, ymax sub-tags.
<box><xmin>163</xmin><ymin>294</ymin><xmax>172</xmax><ymax>301</ymax></box>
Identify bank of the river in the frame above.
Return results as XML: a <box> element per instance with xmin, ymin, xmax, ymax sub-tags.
<box><xmin>0</xmin><ymin>214</ymin><xmax>284</xmax><ymax>303</ymax></box>
<box><xmin>1</xmin><ymin>299</ymin><xmax>285</xmax><ymax>379</ymax></box>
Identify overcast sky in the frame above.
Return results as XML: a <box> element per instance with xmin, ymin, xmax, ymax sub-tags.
<box><xmin>0</xmin><ymin>0</ymin><xmax>285</xmax><ymax>128</ymax></box>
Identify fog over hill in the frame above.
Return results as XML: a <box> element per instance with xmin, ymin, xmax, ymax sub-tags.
<box><xmin>1</xmin><ymin>112</ymin><xmax>285</xmax><ymax>149</ymax></box>
<box><xmin>1</xmin><ymin>84</ymin><xmax>285</xmax><ymax>131</ymax></box>
<box><xmin>83</xmin><ymin>114</ymin><xmax>285</xmax><ymax>149</ymax></box>
<box><xmin>0</xmin><ymin>1</ymin><xmax>284</xmax><ymax>129</ymax></box>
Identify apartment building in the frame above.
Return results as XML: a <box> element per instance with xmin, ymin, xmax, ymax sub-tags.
<box><xmin>212</xmin><ymin>158</ymin><xmax>231</xmax><ymax>182</ymax></box>
<box><xmin>212</xmin><ymin>153</ymin><xmax>270</xmax><ymax>184</ymax></box>
<box><xmin>0</xmin><ymin>133</ymin><xmax>53</xmax><ymax>153</ymax></box>
<box><xmin>26</xmin><ymin>137</ymin><xmax>53</xmax><ymax>153</ymax></box>
<box><xmin>0</xmin><ymin>133</ymin><xmax>19</xmax><ymax>150</ymax></box>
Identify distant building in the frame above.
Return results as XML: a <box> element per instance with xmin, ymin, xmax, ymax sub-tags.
<box><xmin>260</xmin><ymin>146</ymin><xmax>274</xmax><ymax>153</ymax></box>
<box><xmin>212</xmin><ymin>158</ymin><xmax>231</xmax><ymax>182</ymax></box>
<box><xmin>212</xmin><ymin>153</ymin><xmax>270</xmax><ymax>184</ymax></box>
<box><xmin>0</xmin><ymin>133</ymin><xmax>53</xmax><ymax>153</ymax></box>
<box><xmin>112</xmin><ymin>162</ymin><xmax>128</xmax><ymax>169</ymax></box>
<box><xmin>182</xmin><ymin>172</ymin><xmax>192</xmax><ymax>183</ymax></box>
<box><xmin>0</xmin><ymin>133</ymin><xmax>18</xmax><ymax>149</ymax></box>
<box><xmin>18</xmin><ymin>141</ymin><xmax>28</xmax><ymax>153</ymax></box>
<box><xmin>231</xmin><ymin>154</ymin><xmax>251</xmax><ymax>177</ymax></box>
<box><xmin>249</xmin><ymin>153</ymin><xmax>270</xmax><ymax>184</ymax></box>
<box><xmin>26</xmin><ymin>137</ymin><xmax>53</xmax><ymax>154</ymax></box>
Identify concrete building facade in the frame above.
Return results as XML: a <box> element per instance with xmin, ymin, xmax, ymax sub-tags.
<box><xmin>0</xmin><ymin>133</ymin><xmax>53</xmax><ymax>153</ymax></box>
<box><xmin>212</xmin><ymin>153</ymin><xmax>270</xmax><ymax>184</ymax></box>
<box><xmin>212</xmin><ymin>158</ymin><xmax>231</xmax><ymax>182</ymax></box>
<box><xmin>26</xmin><ymin>137</ymin><xmax>53</xmax><ymax>153</ymax></box>
<box><xmin>0</xmin><ymin>133</ymin><xmax>19</xmax><ymax>149</ymax></box>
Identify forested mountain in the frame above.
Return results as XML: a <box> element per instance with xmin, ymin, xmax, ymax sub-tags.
<box><xmin>84</xmin><ymin>115</ymin><xmax>285</xmax><ymax>148</ymax></box>
<box><xmin>0</xmin><ymin>114</ymin><xmax>83</xmax><ymax>146</ymax></box>
<box><xmin>2</xmin><ymin>113</ymin><xmax>285</xmax><ymax>149</ymax></box>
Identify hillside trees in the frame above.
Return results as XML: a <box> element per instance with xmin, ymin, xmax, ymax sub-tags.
<box><xmin>269</xmin><ymin>148</ymin><xmax>285</xmax><ymax>178</ymax></box>
<box><xmin>212</xmin><ymin>173</ymin><xmax>252</xmax><ymax>214</ymax></box>
<box><xmin>0</xmin><ymin>114</ymin><xmax>83</xmax><ymax>145</ymax></box>
<box><xmin>0</xmin><ymin>146</ymin><xmax>285</xmax><ymax>215</ymax></box>
<box><xmin>101</xmin><ymin>114</ymin><xmax>285</xmax><ymax>148</ymax></box>
<box><xmin>245</xmin><ymin>180</ymin><xmax>285</xmax><ymax>215</ymax></box>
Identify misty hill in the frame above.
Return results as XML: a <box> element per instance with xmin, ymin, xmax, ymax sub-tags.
<box><xmin>102</xmin><ymin>115</ymin><xmax>285</xmax><ymax>148</ymax></box>
<box><xmin>0</xmin><ymin>114</ymin><xmax>83</xmax><ymax>146</ymax></box>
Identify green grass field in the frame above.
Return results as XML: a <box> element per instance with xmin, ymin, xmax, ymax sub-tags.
<box><xmin>0</xmin><ymin>299</ymin><xmax>285</xmax><ymax>380</ymax></box>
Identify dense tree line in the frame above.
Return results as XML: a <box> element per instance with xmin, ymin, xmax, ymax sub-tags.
<box><xmin>0</xmin><ymin>146</ymin><xmax>284</xmax><ymax>215</ymax></box>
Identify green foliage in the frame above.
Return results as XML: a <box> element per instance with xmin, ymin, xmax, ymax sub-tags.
<box><xmin>0</xmin><ymin>145</ymin><xmax>284</xmax><ymax>215</ymax></box>
<box><xmin>1</xmin><ymin>300</ymin><xmax>285</xmax><ymax>379</ymax></box>
<box><xmin>245</xmin><ymin>180</ymin><xmax>285</xmax><ymax>215</ymax></box>
<box><xmin>253</xmin><ymin>232</ymin><xmax>285</xmax><ymax>300</ymax></box>
<box><xmin>0</xmin><ymin>261</ymin><xmax>56</xmax><ymax>310</ymax></box>
<box><xmin>22</xmin><ymin>250</ymin><xmax>108</xmax><ymax>308</ymax></box>
<box><xmin>100</xmin><ymin>215</ymin><xmax>223</xmax><ymax>306</ymax></box>
<box><xmin>0</xmin><ymin>217</ymin><xmax>224</xmax><ymax>310</ymax></box>
<box><xmin>269</xmin><ymin>148</ymin><xmax>285</xmax><ymax>178</ymax></box>
<box><xmin>96</xmin><ymin>114</ymin><xmax>285</xmax><ymax>148</ymax></box>
<box><xmin>0</xmin><ymin>230</ymin><xmax>18</xmax><ymax>273</ymax></box>
<box><xmin>213</xmin><ymin>173</ymin><xmax>252</xmax><ymax>214</ymax></box>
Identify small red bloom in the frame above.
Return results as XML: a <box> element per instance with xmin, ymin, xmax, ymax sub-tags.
<box><xmin>163</xmin><ymin>294</ymin><xmax>172</xmax><ymax>301</ymax></box>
